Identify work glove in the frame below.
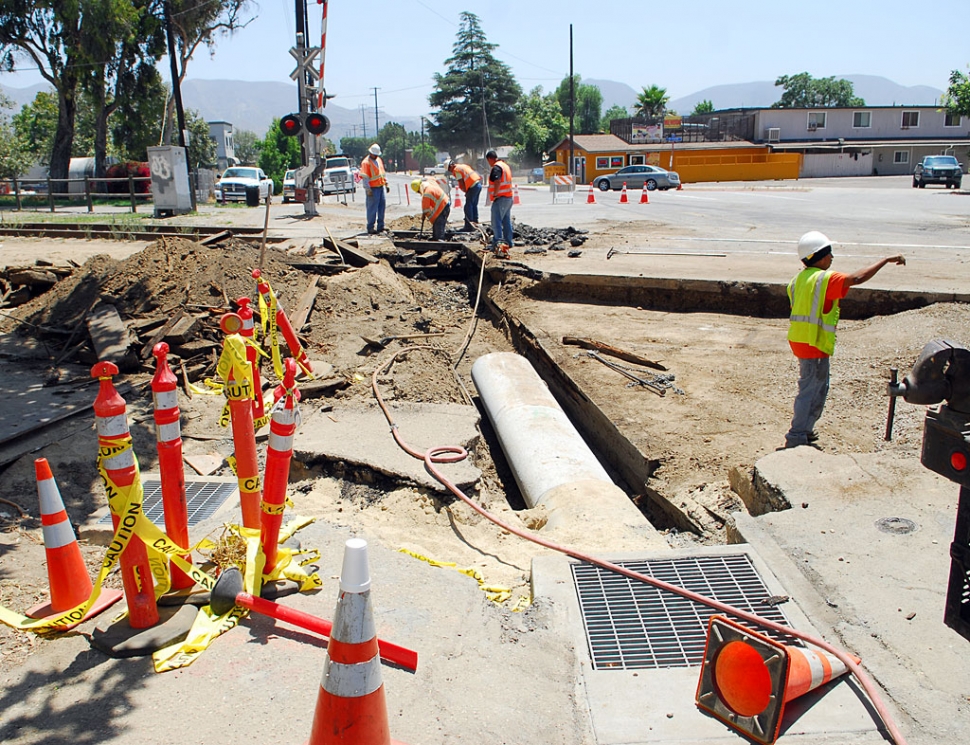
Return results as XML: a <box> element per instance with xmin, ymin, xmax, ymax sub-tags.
<box><xmin>385</xmin><ymin>184</ymin><xmax>390</xmax><ymax>193</ymax></box>
<box><xmin>366</xmin><ymin>188</ymin><xmax>373</xmax><ymax>197</ymax></box>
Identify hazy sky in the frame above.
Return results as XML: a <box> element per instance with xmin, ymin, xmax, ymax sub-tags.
<box><xmin>5</xmin><ymin>0</ymin><xmax>970</xmax><ymax>116</ymax></box>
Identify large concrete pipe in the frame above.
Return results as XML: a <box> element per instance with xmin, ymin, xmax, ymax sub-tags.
<box><xmin>471</xmin><ymin>352</ymin><xmax>665</xmax><ymax>550</ymax></box>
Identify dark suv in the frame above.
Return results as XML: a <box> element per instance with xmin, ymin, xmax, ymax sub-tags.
<box><xmin>913</xmin><ymin>155</ymin><xmax>963</xmax><ymax>189</ymax></box>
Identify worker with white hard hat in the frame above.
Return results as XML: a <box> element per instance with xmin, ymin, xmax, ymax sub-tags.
<box><xmin>360</xmin><ymin>143</ymin><xmax>388</xmax><ymax>234</ymax></box>
<box><xmin>784</xmin><ymin>231</ymin><xmax>906</xmax><ymax>448</ymax></box>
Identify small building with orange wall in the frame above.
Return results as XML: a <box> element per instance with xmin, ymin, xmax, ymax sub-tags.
<box><xmin>549</xmin><ymin>134</ymin><xmax>801</xmax><ymax>185</ymax></box>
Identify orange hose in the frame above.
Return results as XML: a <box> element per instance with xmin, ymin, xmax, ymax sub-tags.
<box><xmin>370</xmin><ymin>350</ymin><xmax>909</xmax><ymax>745</ymax></box>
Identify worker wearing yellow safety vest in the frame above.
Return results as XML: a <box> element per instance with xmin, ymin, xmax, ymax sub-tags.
<box><xmin>411</xmin><ymin>177</ymin><xmax>451</xmax><ymax>240</ymax></box>
<box><xmin>360</xmin><ymin>143</ymin><xmax>389</xmax><ymax>234</ymax></box>
<box><xmin>784</xmin><ymin>231</ymin><xmax>906</xmax><ymax>449</ymax></box>
<box><xmin>486</xmin><ymin>149</ymin><xmax>513</xmax><ymax>256</ymax></box>
<box><xmin>447</xmin><ymin>160</ymin><xmax>482</xmax><ymax>231</ymax></box>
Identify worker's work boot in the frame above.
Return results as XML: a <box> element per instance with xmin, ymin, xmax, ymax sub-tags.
<box><xmin>494</xmin><ymin>243</ymin><xmax>510</xmax><ymax>259</ymax></box>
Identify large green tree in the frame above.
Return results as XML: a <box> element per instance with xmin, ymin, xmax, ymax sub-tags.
<box><xmin>692</xmin><ymin>99</ymin><xmax>714</xmax><ymax>115</ymax></box>
<box><xmin>111</xmin><ymin>68</ymin><xmax>166</xmax><ymax>161</ymax></box>
<box><xmin>377</xmin><ymin>121</ymin><xmax>407</xmax><ymax>172</ymax></box>
<box><xmin>514</xmin><ymin>86</ymin><xmax>567</xmax><ymax>162</ymax></box>
<box><xmin>428</xmin><ymin>12</ymin><xmax>521</xmax><ymax>159</ymax></box>
<box><xmin>339</xmin><ymin>136</ymin><xmax>369</xmax><ymax>163</ymax></box>
<box><xmin>232</xmin><ymin>129</ymin><xmax>259</xmax><ymax>165</ymax></box>
<box><xmin>943</xmin><ymin>68</ymin><xmax>970</xmax><ymax>117</ymax></box>
<box><xmin>772</xmin><ymin>73</ymin><xmax>864</xmax><ymax>108</ymax></box>
<box><xmin>634</xmin><ymin>85</ymin><xmax>669</xmax><ymax>119</ymax></box>
<box><xmin>185</xmin><ymin>108</ymin><xmax>215</xmax><ymax>169</ymax></box>
<box><xmin>600</xmin><ymin>104</ymin><xmax>627</xmax><ymax>133</ymax></box>
<box><xmin>554</xmin><ymin>75</ymin><xmax>603</xmax><ymax>135</ymax></box>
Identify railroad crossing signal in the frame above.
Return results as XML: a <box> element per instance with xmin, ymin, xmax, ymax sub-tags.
<box><xmin>279</xmin><ymin>112</ymin><xmax>330</xmax><ymax>137</ymax></box>
<box><xmin>289</xmin><ymin>46</ymin><xmax>321</xmax><ymax>82</ymax></box>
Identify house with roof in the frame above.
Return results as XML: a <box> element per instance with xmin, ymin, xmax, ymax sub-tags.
<box><xmin>549</xmin><ymin>106</ymin><xmax>969</xmax><ymax>183</ymax></box>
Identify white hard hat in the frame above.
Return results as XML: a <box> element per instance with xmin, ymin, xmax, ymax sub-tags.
<box><xmin>797</xmin><ymin>231</ymin><xmax>833</xmax><ymax>262</ymax></box>
<box><xmin>369</xmin><ymin>143</ymin><xmax>381</xmax><ymax>156</ymax></box>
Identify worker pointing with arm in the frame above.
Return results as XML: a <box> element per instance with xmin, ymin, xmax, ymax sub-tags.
<box><xmin>412</xmin><ymin>177</ymin><xmax>451</xmax><ymax>240</ymax></box>
<box><xmin>446</xmin><ymin>159</ymin><xmax>482</xmax><ymax>232</ymax></box>
<box><xmin>784</xmin><ymin>230</ymin><xmax>906</xmax><ymax>449</ymax></box>
<box><xmin>360</xmin><ymin>143</ymin><xmax>388</xmax><ymax>234</ymax></box>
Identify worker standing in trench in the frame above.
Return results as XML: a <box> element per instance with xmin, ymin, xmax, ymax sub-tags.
<box><xmin>446</xmin><ymin>159</ymin><xmax>482</xmax><ymax>232</ymax></box>
<box><xmin>486</xmin><ymin>149</ymin><xmax>514</xmax><ymax>257</ymax></box>
<box><xmin>784</xmin><ymin>231</ymin><xmax>906</xmax><ymax>449</ymax></box>
<box><xmin>412</xmin><ymin>177</ymin><xmax>451</xmax><ymax>240</ymax></box>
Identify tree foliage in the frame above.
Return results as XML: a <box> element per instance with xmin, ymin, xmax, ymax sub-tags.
<box><xmin>600</xmin><ymin>104</ymin><xmax>627</xmax><ymax>133</ymax></box>
<box><xmin>513</xmin><ymin>86</ymin><xmax>567</xmax><ymax>163</ymax></box>
<box><xmin>692</xmin><ymin>99</ymin><xmax>714</xmax><ymax>115</ymax></box>
<box><xmin>428</xmin><ymin>12</ymin><xmax>521</xmax><ymax>159</ymax></box>
<box><xmin>943</xmin><ymin>68</ymin><xmax>970</xmax><ymax>117</ymax></box>
<box><xmin>232</xmin><ymin>129</ymin><xmax>259</xmax><ymax>165</ymax></box>
<box><xmin>377</xmin><ymin>121</ymin><xmax>407</xmax><ymax>172</ymax></box>
<box><xmin>412</xmin><ymin>141</ymin><xmax>435</xmax><ymax>171</ymax></box>
<box><xmin>185</xmin><ymin>108</ymin><xmax>215</xmax><ymax>168</ymax></box>
<box><xmin>0</xmin><ymin>92</ymin><xmax>31</xmax><ymax>178</ymax></box>
<box><xmin>339</xmin><ymin>136</ymin><xmax>369</xmax><ymax>163</ymax></box>
<box><xmin>772</xmin><ymin>72</ymin><xmax>864</xmax><ymax>108</ymax></box>
<box><xmin>634</xmin><ymin>85</ymin><xmax>669</xmax><ymax>119</ymax></box>
<box><xmin>554</xmin><ymin>75</ymin><xmax>603</xmax><ymax>135</ymax></box>
<box><xmin>258</xmin><ymin>116</ymin><xmax>300</xmax><ymax>192</ymax></box>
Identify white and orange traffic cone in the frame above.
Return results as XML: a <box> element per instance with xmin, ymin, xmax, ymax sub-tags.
<box><xmin>587</xmin><ymin>182</ymin><xmax>596</xmax><ymax>204</ymax></box>
<box><xmin>305</xmin><ymin>538</ymin><xmax>408</xmax><ymax>745</ymax></box>
<box><xmin>453</xmin><ymin>189</ymin><xmax>462</xmax><ymax>209</ymax></box>
<box><xmin>27</xmin><ymin>458</ymin><xmax>123</xmax><ymax>629</ymax></box>
<box><xmin>512</xmin><ymin>183</ymin><xmax>521</xmax><ymax>205</ymax></box>
<box><xmin>639</xmin><ymin>182</ymin><xmax>649</xmax><ymax>204</ymax></box>
<box><xmin>696</xmin><ymin>615</ymin><xmax>860</xmax><ymax>745</ymax></box>
<box><xmin>619</xmin><ymin>182</ymin><xmax>629</xmax><ymax>203</ymax></box>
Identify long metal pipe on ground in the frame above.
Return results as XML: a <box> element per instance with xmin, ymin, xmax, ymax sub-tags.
<box><xmin>471</xmin><ymin>352</ymin><xmax>666</xmax><ymax>549</ymax></box>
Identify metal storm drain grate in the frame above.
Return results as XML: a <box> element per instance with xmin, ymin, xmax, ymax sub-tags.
<box><xmin>97</xmin><ymin>478</ymin><xmax>237</xmax><ymax>528</ymax></box>
<box><xmin>572</xmin><ymin>554</ymin><xmax>799</xmax><ymax>670</ymax></box>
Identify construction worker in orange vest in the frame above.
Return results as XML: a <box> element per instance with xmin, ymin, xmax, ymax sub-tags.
<box><xmin>360</xmin><ymin>143</ymin><xmax>388</xmax><ymax>234</ymax></box>
<box><xmin>446</xmin><ymin>159</ymin><xmax>482</xmax><ymax>232</ymax></box>
<box><xmin>486</xmin><ymin>149</ymin><xmax>513</xmax><ymax>257</ymax></box>
<box><xmin>411</xmin><ymin>177</ymin><xmax>451</xmax><ymax>240</ymax></box>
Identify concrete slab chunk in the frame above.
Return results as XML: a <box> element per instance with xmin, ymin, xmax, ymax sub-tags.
<box><xmin>294</xmin><ymin>402</ymin><xmax>481</xmax><ymax>492</ymax></box>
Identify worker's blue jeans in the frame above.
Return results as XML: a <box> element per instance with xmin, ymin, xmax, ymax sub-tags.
<box><xmin>786</xmin><ymin>356</ymin><xmax>830</xmax><ymax>447</ymax></box>
<box><xmin>432</xmin><ymin>204</ymin><xmax>451</xmax><ymax>240</ymax></box>
<box><xmin>464</xmin><ymin>182</ymin><xmax>481</xmax><ymax>226</ymax></box>
<box><xmin>365</xmin><ymin>186</ymin><xmax>386</xmax><ymax>232</ymax></box>
<box><xmin>490</xmin><ymin>196</ymin><xmax>513</xmax><ymax>248</ymax></box>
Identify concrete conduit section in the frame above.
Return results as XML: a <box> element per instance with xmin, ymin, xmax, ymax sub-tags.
<box><xmin>471</xmin><ymin>352</ymin><xmax>667</xmax><ymax>551</ymax></box>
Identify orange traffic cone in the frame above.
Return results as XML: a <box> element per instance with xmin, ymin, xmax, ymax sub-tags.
<box><xmin>619</xmin><ymin>182</ymin><xmax>629</xmax><ymax>203</ymax></box>
<box><xmin>453</xmin><ymin>189</ymin><xmax>462</xmax><ymax>208</ymax></box>
<box><xmin>696</xmin><ymin>615</ymin><xmax>859</xmax><ymax>745</ymax></box>
<box><xmin>639</xmin><ymin>182</ymin><xmax>649</xmax><ymax>204</ymax></box>
<box><xmin>305</xmin><ymin>538</ymin><xmax>408</xmax><ymax>745</ymax></box>
<box><xmin>27</xmin><ymin>458</ymin><xmax>123</xmax><ymax>628</ymax></box>
<box><xmin>512</xmin><ymin>183</ymin><xmax>521</xmax><ymax>205</ymax></box>
<box><xmin>587</xmin><ymin>182</ymin><xmax>596</xmax><ymax>204</ymax></box>
<box><xmin>677</xmin><ymin>181</ymin><xmax>683</xmax><ymax>190</ymax></box>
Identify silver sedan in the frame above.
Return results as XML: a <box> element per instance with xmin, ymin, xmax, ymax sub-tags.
<box><xmin>593</xmin><ymin>165</ymin><xmax>680</xmax><ymax>192</ymax></box>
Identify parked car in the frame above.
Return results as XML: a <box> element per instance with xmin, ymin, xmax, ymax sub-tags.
<box><xmin>424</xmin><ymin>162</ymin><xmax>449</xmax><ymax>176</ymax></box>
<box><xmin>282</xmin><ymin>169</ymin><xmax>296</xmax><ymax>203</ymax></box>
<box><xmin>321</xmin><ymin>155</ymin><xmax>355</xmax><ymax>196</ymax></box>
<box><xmin>593</xmin><ymin>165</ymin><xmax>680</xmax><ymax>192</ymax></box>
<box><xmin>215</xmin><ymin>167</ymin><xmax>274</xmax><ymax>203</ymax></box>
<box><xmin>913</xmin><ymin>155</ymin><xmax>963</xmax><ymax>189</ymax></box>
<box><xmin>527</xmin><ymin>167</ymin><xmax>545</xmax><ymax>183</ymax></box>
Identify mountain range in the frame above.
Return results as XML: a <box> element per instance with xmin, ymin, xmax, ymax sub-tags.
<box><xmin>1</xmin><ymin>75</ymin><xmax>946</xmax><ymax>143</ymax></box>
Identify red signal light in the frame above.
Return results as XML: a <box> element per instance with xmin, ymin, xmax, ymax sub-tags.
<box><xmin>279</xmin><ymin>114</ymin><xmax>302</xmax><ymax>136</ymax></box>
<box><xmin>952</xmin><ymin>451</ymin><xmax>968</xmax><ymax>472</ymax></box>
<box><xmin>305</xmin><ymin>113</ymin><xmax>330</xmax><ymax>136</ymax></box>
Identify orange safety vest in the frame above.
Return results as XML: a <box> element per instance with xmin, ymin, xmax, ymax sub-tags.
<box><xmin>360</xmin><ymin>156</ymin><xmax>386</xmax><ymax>188</ymax></box>
<box><xmin>452</xmin><ymin>164</ymin><xmax>481</xmax><ymax>192</ymax></box>
<box><xmin>488</xmin><ymin>160</ymin><xmax>513</xmax><ymax>201</ymax></box>
<box><xmin>421</xmin><ymin>179</ymin><xmax>448</xmax><ymax>222</ymax></box>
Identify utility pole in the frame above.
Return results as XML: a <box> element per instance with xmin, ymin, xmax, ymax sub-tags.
<box><xmin>568</xmin><ymin>24</ymin><xmax>575</xmax><ymax>183</ymax></box>
<box><xmin>372</xmin><ymin>87</ymin><xmax>381</xmax><ymax>138</ymax></box>
<box><xmin>360</xmin><ymin>104</ymin><xmax>368</xmax><ymax>139</ymax></box>
<box><xmin>163</xmin><ymin>0</ymin><xmax>195</xmax><ymax>209</ymax></box>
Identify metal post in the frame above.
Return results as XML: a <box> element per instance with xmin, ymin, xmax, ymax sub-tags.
<box><xmin>568</xmin><ymin>24</ymin><xmax>574</xmax><ymax>180</ymax></box>
<box><xmin>48</xmin><ymin>178</ymin><xmax>54</xmax><ymax>212</ymax></box>
<box><xmin>128</xmin><ymin>173</ymin><xmax>137</xmax><ymax>213</ymax></box>
<box><xmin>85</xmin><ymin>176</ymin><xmax>93</xmax><ymax>212</ymax></box>
<box><xmin>13</xmin><ymin>177</ymin><xmax>21</xmax><ymax>211</ymax></box>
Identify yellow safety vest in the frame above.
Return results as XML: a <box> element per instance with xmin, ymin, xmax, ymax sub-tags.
<box><xmin>787</xmin><ymin>267</ymin><xmax>839</xmax><ymax>355</ymax></box>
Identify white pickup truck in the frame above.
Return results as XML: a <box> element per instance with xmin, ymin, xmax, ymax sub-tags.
<box><xmin>215</xmin><ymin>167</ymin><xmax>274</xmax><ymax>204</ymax></box>
<box><xmin>321</xmin><ymin>155</ymin><xmax>356</xmax><ymax>196</ymax></box>
<box><xmin>423</xmin><ymin>162</ymin><xmax>449</xmax><ymax>176</ymax></box>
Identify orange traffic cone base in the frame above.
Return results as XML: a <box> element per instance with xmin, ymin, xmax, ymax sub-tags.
<box><xmin>27</xmin><ymin>588</ymin><xmax>124</xmax><ymax>631</ymax></box>
<box><xmin>695</xmin><ymin>616</ymin><xmax>790</xmax><ymax>745</ymax></box>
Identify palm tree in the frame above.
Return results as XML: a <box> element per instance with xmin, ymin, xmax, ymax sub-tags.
<box><xmin>634</xmin><ymin>85</ymin><xmax>669</xmax><ymax>120</ymax></box>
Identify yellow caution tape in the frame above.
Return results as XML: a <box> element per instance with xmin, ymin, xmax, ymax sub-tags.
<box><xmin>398</xmin><ymin>548</ymin><xmax>527</xmax><ymax>607</ymax></box>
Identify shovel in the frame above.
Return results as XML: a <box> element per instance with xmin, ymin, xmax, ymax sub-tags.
<box><xmin>210</xmin><ymin>567</ymin><xmax>418</xmax><ymax>671</ymax></box>
<box><xmin>360</xmin><ymin>331</ymin><xmax>445</xmax><ymax>349</ymax></box>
